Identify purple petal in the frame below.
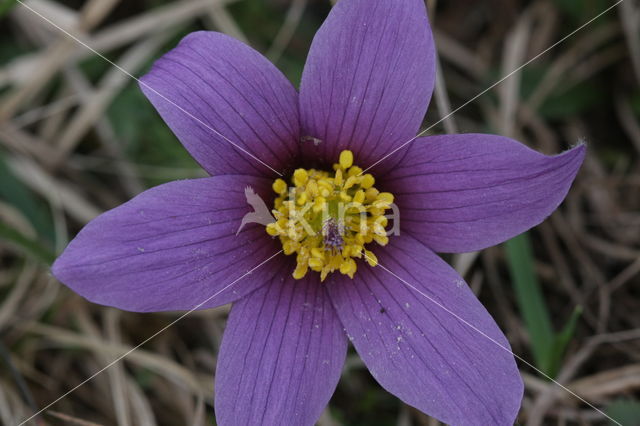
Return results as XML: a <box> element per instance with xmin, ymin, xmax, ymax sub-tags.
<box><xmin>326</xmin><ymin>235</ymin><xmax>523</xmax><ymax>425</ymax></box>
<box><xmin>385</xmin><ymin>135</ymin><xmax>585</xmax><ymax>253</ymax></box>
<box><xmin>52</xmin><ymin>175</ymin><xmax>285</xmax><ymax>312</ymax></box>
<box><xmin>299</xmin><ymin>0</ymin><xmax>435</xmax><ymax>172</ymax></box>
<box><xmin>140</xmin><ymin>31</ymin><xmax>299</xmax><ymax>177</ymax></box>
<box><xmin>215</xmin><ymin>275</ymin><xmax>347</xmax><ymax>426</ymax></box>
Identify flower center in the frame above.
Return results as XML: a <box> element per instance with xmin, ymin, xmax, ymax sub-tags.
<box><xmin>266</xmin><ymin>150</ymin><xmax>394</xmax><ymax>281</ymax></box>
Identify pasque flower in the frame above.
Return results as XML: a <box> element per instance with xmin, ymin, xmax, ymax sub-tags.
<box><xmin>53</xmin><ymin>0</ymin><xmax>585</xmax><ymax>424</ymax></box>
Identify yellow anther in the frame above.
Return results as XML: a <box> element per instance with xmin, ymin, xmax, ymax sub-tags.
<box><xmin>364</xmin><ymin>250</ymin><xmax>378</xmax><ymax>267</ymax></box>
<box><xmin>265</xmin><ymin>151</ymin><xmax>394</xmax><ymax>281</ymax></box>
<box><xmin>309</xmin><ymin>258</ymin><xmax>323</xmax><ymax>269</ymax></box>
<box><xmin>372</xmin><ymin>222</ymin><xmax>386</xmax><ymax>235</ymax></box>
<box><xmin>360</xmin><ymin>174</ymin><xmax>375</xmax><ymax>189</ymax></box>
<box><xmin>293</xmin><ymin>263</ymin><xmax>308</xmax><ymax>279</ymax></box>
<box><xmin>306</xmin><ymin>180</ymin><xmax>318</xmax><ymax>197</ymax></box>
<box><xmin>347</xmin><ymin>259</ymin><xmax>358</xmax><ymax>278</ymax></box>
<box><xmin>344</xmin><ymin>175</ymin><xmax>358</xmax><ymax>190</ymax></box>
<box><xmin>283</xmin><ymin>240</ymin><xmax>297</xmax><ymax>255</ymax></box>
<box><xmin>353</xmin><ymin>190</ymin><xmax>365</xmax><ymax>204</ymax></box>
<box><xmin>377</xmin><ymin>192</ymin><xmax>394</xmax><ymax>203</ymax></box>
<box><xmin>347</xmin><ymin>166</ymin><xmax>363</xmax><ymax>177</ymax></box>
<box><xmin>266</xmin><ymin>223</ymin><xmax>280</xmax><ymax>236</ymax></box>
<box><xmin>373</xmin><ymin>196</ymin><xmax>392</xmax><ymax>208</ymax></box>
<box><xmin>373</xmin><ymin>234</ymin><xmax>389</xmax><ymax>246</ymax></box>
<box><xmin>365</xmin><ymin>187</ymin><xmax>379</xmax><ymax>201</ymax></box>
<box><xmin>339</xmin><ymin>150</ymin><xmax>354</xmax><ymax>169</ymax></box>
<box><xmin>293</xmin><ymin>169</ymin><xmax>308</xmax><ymax>187</ymax></box>
<box><xmin>375</xmin><ymin>216</ymin><xmax>388</xmax><ymax>227</ymax></box>
<box><xmin>334</xmin><ymin>169</ymin><xmax>343</xmax><ymax>186</ymax></box>
<box><xmin>313</xmin><ymin>197</ymin><xmax>326</xmax><ymax>213</ymax></box>
<box><xmin>273</xmin><ymin>178</ymin><xmax>287</xmax><ymax>195</ymax></box>
<box><xmin>339</xmin><ymin>259</ymin><xmax>352</xmax><ymax>275</ymax></box>
<box><xmin>318</xmin><ymin>179</ymin><xmax>333</xmax><ymax>196</ymax></box>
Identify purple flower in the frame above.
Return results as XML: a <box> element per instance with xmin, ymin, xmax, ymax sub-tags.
<box><xmin>52</xmin><ymin>0</ymin><xmax>585</xmax><ymax>424</ymax></box>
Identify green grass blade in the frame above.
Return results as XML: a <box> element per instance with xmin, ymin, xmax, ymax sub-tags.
<box><xmin>548</xmin><ymin>306</ymin><xmax>582</xmax><ymax>377</ymax></box>
<box><xmin>0</xmin><ymin>0</ymin><xmax>18</xmax><ymax>17</ymax></box>
<box><xmin>0</xmin><ymin>153</ymin><xmax>55</xmax><ymax>242</ymax></box>
<box><xmin>0</xmin><ymin>221</ymin><xmax>55</xmax><ymax>265</ymax></box>
<box><xmin>505</xmin><ymin>232</ymin><xmax>555</xmax><ymax>375</ymax></box>
<box><xmin>605</xmin><ymin>399</ymin><xmax>640</xmax><ymax>426</ymax></box>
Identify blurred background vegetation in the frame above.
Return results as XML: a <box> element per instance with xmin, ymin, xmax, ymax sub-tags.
<box><xmin>1</xmin><ymin>0</ymin><xmax>639</xmax><ymax>424</ymax></box>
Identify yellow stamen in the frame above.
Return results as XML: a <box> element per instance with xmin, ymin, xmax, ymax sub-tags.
<box><xmin>293</xmin><ymin>169</ymin><xmax>308</xmax><ymax>187</ymax></box>
<box><xmin>293</xmin><ymin>263</ymin><xmax>308</xmax><ymax>279</ymax></box>
<box><xmin>266</xmin><ymin>223</ymin><xmax>279</xmax><ymax>236</ymax></box>
<box><xmin>265</xmin><ymin>150</ymin><xmax>394</xmax><ymax>281</ymax></box>
<box><xmin>339</xmin><ymin>150</ymin><xmax>354</xmax><ymax>169</ymax></box>
<box><xmin>273</xmin><ymin>178</ymin><xmax>287</xmax><ymax>195</ymax></box>
<box><xmin>334</xmin><ymin>168</ymin><xmax>343</xmax><ymax>186</ymax></box>
<box><xmin>360</xmin><ymin>174</ymin><xmax>375</xmax><ymax>189</ymax></box>
<box><xmin>364</xmin><ymin>250</ymin><xmax>378</xmax><ymax>267</ymax></box>
<box><xmin>377</xmin><ymin>192</ymin><xmax>394</xmax><ymax>203</ymax></box>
